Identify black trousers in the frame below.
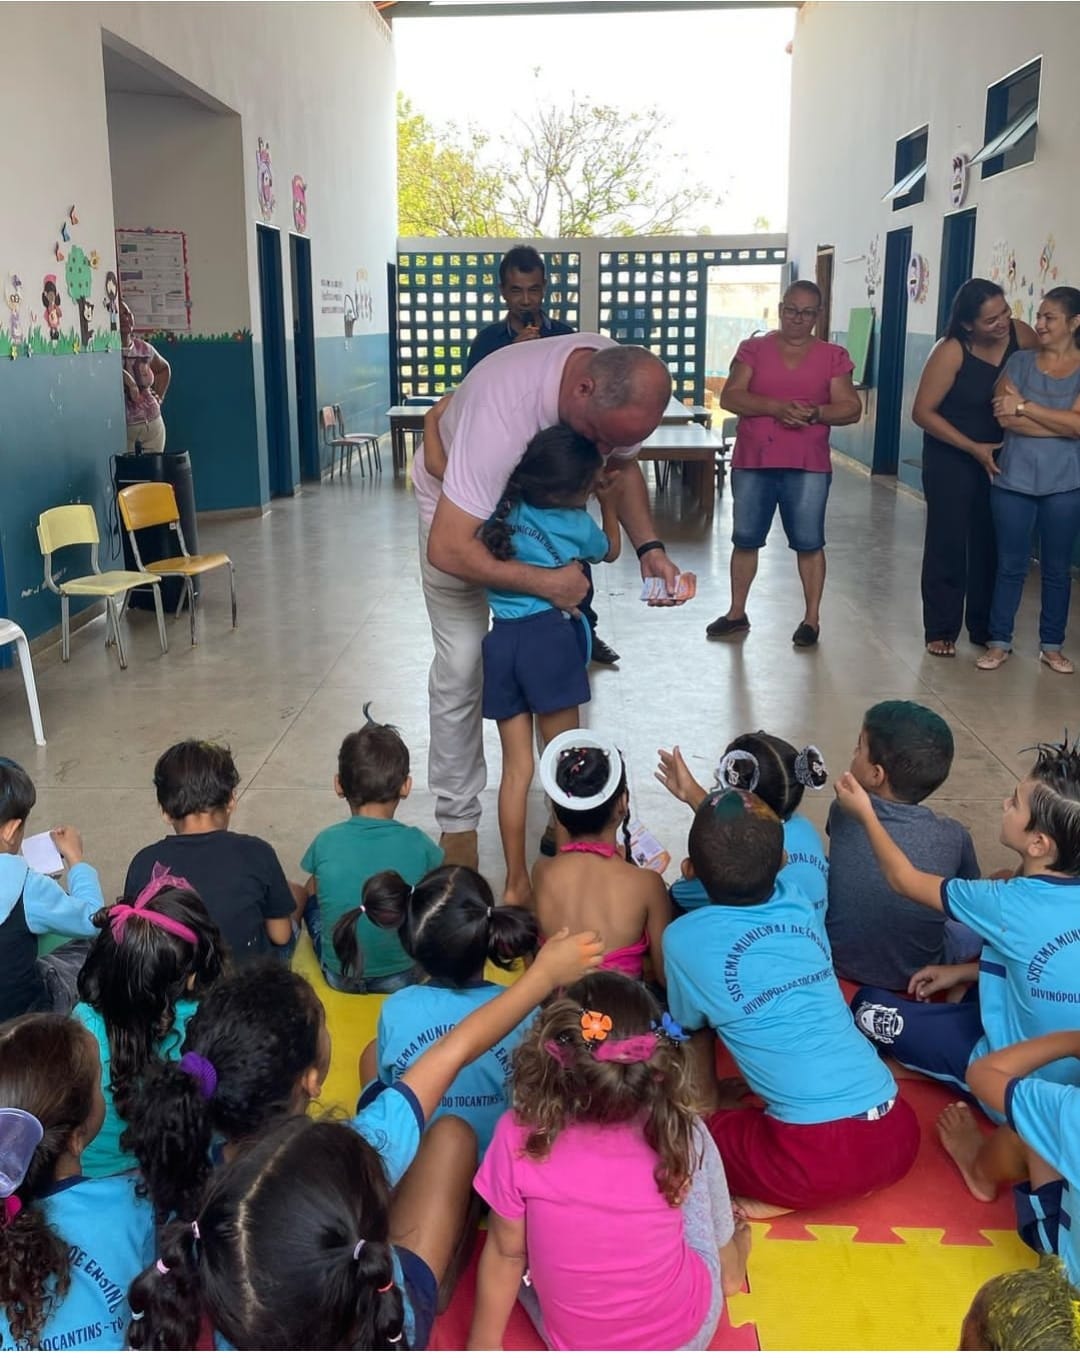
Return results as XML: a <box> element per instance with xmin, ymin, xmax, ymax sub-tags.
<box><xmin>920</xmin><ymin>440</ymin><xmax>997</xmax><ymax>645</ymax></box>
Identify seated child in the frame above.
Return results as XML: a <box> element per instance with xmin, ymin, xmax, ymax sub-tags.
<box><xmin>477</xmin><ymin>424</ymin><xmax>620</xmax><ymax>905</ymax></box>
<box><xmin>658</xmin><ymin>731</ymin><xmax>829</xmax><ymax>920</ymax></box>
<box><xmin>837</xmin><ymin>736</ymin><xmax>1080</xmax><ymax>1201</ymax></box>
<box><xmin>470</xmin><ymin>970</ymin><xmax>749</xmax><ymax>1351</ymax></box>
<box><xmin>533</xmin><ymin>729</ymin><xmax>670</xmax><ymax>982</ymax></box>
<box><xmin>124</xmin><ymin>740</ymin><xmax>294</xmax><ymax>964</ymax></box>
<box><xmin>826</xmin><ymin>700</ymin><xmax>981</xmax><ymax>989</ymax></box>
<box><xmin>0</xmin><ymin>1013</ymin><xmax>155</xmax><ymax>1351</ymax></box>
<box><xmin>960</xmin><ymin>1255</ymin><xmax>1080</xmax><ymax>1350</ymax></box>
<box><xmin>300</xmin><ymin>718</ymin><xmax>442</xmax><ymax>994</ymax></box>
<box><xmin>968</xmin><ymin>1032</ymin><xmax>1080</xmax><ymax>1293</ymax></box>
<box><xmin>662</xmin><ymin>789</ymin><xmax>919</xmax><ymax>1216</ymax></box>
<box><xmin>73</xmin><ymin>869</ymin><xmax>224</xmax><ymax>1178</ymax></box>
<box><xmin>126</xmin><ymin>928</ymin><xmax>602</xmax><ymax>1349</ymax></box>
<box><xmin>0</xmin><ymin>757</ymin><xmax>103</xmax><ymax>1023</ymax></box>
<box><xmin>350</xmin><ymin>864</ymin><xmax>538</xmax><ymax>1154</ymax></box>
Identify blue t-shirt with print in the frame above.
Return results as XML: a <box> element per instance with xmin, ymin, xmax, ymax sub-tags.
<box><xmin>486</xmin><ymin>501</ymin><xmax>609</xmax><ymax>620</ymax></box>
<box><xmin>1006</xmin><ymin>1075</ymin><xmax>1080</xmax><ymax>1286</ymax></box>
<box><xmin>671</xmin><ymin>814</ymin><xmax>828</xmax><ymax>936</ymax></box>
<box><xmin>377</xmin><ymin>981</ymin><xmax>536</xmax><ymax>1155</ymax></box>
<box><xmin>0</xmin><ymin>1175</ymin><xmax>155</xmax><ymax>1352</ymax></box>
<box><xmin>944</xmin><ymin>875</ymin><xmax>1080</xmax><ymax>1084</ymax></box>
<box><xmin>74</xmin><ymin>997</ymin><xmax>197</xmax><ymax>1178</ymax></box>
<box><xmin>663</xmin><ymin>877</ymin><xmax>896</xmax><ymax>1123</ymax></box>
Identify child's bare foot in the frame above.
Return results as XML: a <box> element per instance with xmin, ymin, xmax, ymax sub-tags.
<box><xmin>714</xmin><ymin>1076</ymin><xmax>752</xmax><ymax>1109</ymax></box>
<box><xmin>733</xmin><ymin>1195</ymin><xmax>792</xmax><ymax>1220</ymax></box>
<box><xmin>938</xmin><ymin>1102</ymin><xmax>997</xmax><ymax>1201</ymax></box>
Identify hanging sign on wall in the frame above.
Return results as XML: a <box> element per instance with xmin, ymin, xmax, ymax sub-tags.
<box><xmin>907</xmin><ymin>252</ymin><xmax>930</xmax><ymax>304</ymax></box>
<box><xmin>949</xmin><ymin>154</ymin><xmax>969</xmax><ymax>210</ymax></box>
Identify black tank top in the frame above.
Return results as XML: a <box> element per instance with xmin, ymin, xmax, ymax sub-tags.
<box><xmin>0</xmin><ymin>876</ymin><xmax>48</xmax><ymax>1022</ymax></box>
<box><xmin>933</xmin><ymin>321</ymin><xmax>1020</xmax><ymax>446</ymax></box>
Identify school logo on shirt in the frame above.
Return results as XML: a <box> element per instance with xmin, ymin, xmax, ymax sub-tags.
<box><xmin>724</xmin><ymin>920</ymin><xmax>832</xmax><ymax>1014</ymax></box>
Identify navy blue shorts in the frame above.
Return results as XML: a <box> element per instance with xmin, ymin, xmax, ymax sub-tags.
<box><xmin>1014</xmin><ymin>1178</ymin><xmax>1066</xmax><ymax>1258</ymax></box>
<box><xmin>482</xmin><ymin>608</ymin><xmax>591</xmax><ymax>721</ymax></box>
<box><xmin>397</xmin><ymin>1245</ymin><xmax>438</xmax><ymax>1348</ymax></box>
<box><xmin>851</xmin><ymin>985</ymin><xmax>985</xmax><ymax>1094</ymax></box>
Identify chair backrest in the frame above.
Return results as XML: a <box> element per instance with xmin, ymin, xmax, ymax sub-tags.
<box><xmin>37</xmin><ymin>504</ymin><xmax>100</xmax><ymax>555</ymax></box>
<box><xmin>721</xmin><ymin>416</ymin><xmax>738</xmax><ymax>443</ymax></box>
<box><xmin>319</xmin><ymin>406</ymin><xmax>337</xmax><ymax>441</ymax></box>
<box><xmin>118</xmin><ymin>481</ymin><xmax>180</xmax><ymax>533</ymax></box>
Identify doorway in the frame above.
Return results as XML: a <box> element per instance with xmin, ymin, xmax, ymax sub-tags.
<box><xmin>937</xmin><ymin>208</ymin><xmax>977</xmax><ymax>337</ymax></box>
<box><xmin>289</xmin><ymin>234</ymin><xmax>318</xmax><ymax>481</ymax></box>
<box><xmin>256</xmin><ymin>224</ymin><xmax>293</xmax><ymax>498</ymax></box>
<box><xmin>872</xmin><ymin>227</ymin><xmax>912</xmax><ymax>476</ymax></box>
<box><xmin>814</xmin><ymin>247</ymin><xmax>834</xmax><ymax>340</ymax></box>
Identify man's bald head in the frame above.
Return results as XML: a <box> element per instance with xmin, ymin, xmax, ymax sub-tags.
<box><xmin>560</xmin><ymin>344</ymin><xmax>671</xmax><ymax>453</ymax></box>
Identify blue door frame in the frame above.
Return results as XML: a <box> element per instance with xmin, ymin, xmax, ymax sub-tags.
<box><xmin>256</xmin><ymin>224</ymin><xmax>293</xmax><ymax>498</ymax></box>
<box><xmin>872</xmin><ymin>227</ymin><xmax>913</xmax><ymax>476</ymax></box>
<box><xmin>937</xmin><ymin>209</ymin><xmax>978</xmax><ymax>338</ymax></box>
<box><xmin>289</xmin><ymin>233</ymin><xmax>319</xmax><ymax>482</ymax></box>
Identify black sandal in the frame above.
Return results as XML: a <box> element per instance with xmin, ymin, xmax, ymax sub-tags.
<box><xmin>706</xmin><ymin>614</ymin><xmax>750</xmax><ymax>640</ymax></box>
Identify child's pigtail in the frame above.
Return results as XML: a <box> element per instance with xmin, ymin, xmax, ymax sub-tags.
<box><xmin>486</xmin><ymin>904</ymin><xmax>539</xmax><ymax>971</ymax></box>
<box><xmin>122</xmin><ymin>1061</ymin><xmax>213</xmax><ymax>1223</ymax></box>
<box><xmin>0</xmin><ymin>1198</ymin><xmax>70</xmax><ymax>1348</ymax></box>
<box><xmin>332</xmin><ymin>870</ymin><xmax>411</xmax><ymax>978</ymax></box>
<box><xmin>347</xmin><ymin>1239</ymin><xmax>408</xmax><ymax>1350</ymax></box>
<box><xmin>126</xmin><ymin>1220</ymin><xmax>203</xmax><ymax>1351</ymax></box>
<box><xmin>478</xmin><ymin>486</ymin><xmax>519</xmax><ymax>561</ymax></box>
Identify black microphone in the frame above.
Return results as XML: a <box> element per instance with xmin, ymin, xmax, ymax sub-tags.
<box><xmin>520</xmin><ymin>310</ymin><xmax>535</xmax><ymax>328</ymax></box>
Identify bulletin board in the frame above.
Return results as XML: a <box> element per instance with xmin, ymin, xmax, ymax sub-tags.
<box><xmin>847</xmin><ymin>306</ymin><xmax>875</xmax><ymax>387</ymax></box>
<box><xmin>115</xmin><ymin>228</ymin><xmax>192</xmax><ymax>334</ymax></box>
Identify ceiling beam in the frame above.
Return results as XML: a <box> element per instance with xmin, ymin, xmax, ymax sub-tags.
<box><xmin>381</xmin><ymin>1</ymin><xmax>798</xmax><ymax>20</ymax></box>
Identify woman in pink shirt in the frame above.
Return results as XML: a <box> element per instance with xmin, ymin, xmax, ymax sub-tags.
<box><xmin>707</xmin><ymin>281</ymin><xmax>862</xmax><ymax>648</ymax></box>
<box><xmin>470</xmin><ymin>971</ymin><xmax>749</xmax><ymax>1351</ymax></box>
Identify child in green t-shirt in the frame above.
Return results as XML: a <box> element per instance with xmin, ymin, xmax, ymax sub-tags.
<box><xmin>300</xmin><ymin>714</ymin><xmax>443</xmax><ymax>993</ymax></box>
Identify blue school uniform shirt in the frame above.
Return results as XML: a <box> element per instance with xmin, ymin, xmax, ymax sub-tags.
<box><xmin>73</xmin><ymin>997</ymin><xmax>197</xmax><ymax>1178</ymax></box>
<box><xmin>0</xmin><ymin>1174</ymin><xmax>155</xmax><ymax>1352</ymax></box>
<box><xmin>671</xmin><ymin>814</ymin><xmax>829</xmax><ymax>933</ymax></box>
<box><xmin>1006</xmin><ymin>1076</ymin><xmax>1080</xmax><ymax>1286</ymax></box>
<box><xmin>663</xmin><ymin>878</ymin><xmax>896</xmax><ymax>1123</ymax></box>
<box><xmin>376</xmin><ymin>981</ymin><xmax>536</xmax><ymax>1154</ymax></box>
<box><xmin>486</xmin><ymin>502</ymin><xmax>609</xmax><ymax>620</ymax></box>
<box><xmin>943</xmin><ymin>875</ymin><xmax>1080</xmax><ymax>1085</ymax></box>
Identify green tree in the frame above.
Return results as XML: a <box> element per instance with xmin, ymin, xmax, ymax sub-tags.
<box><xmin>396</xmin><ymin>89</ymin><xmax>718</xmax><ymax>238</ymax></box>
<box><xmin>65</xmin><ymin>245</ymin><xmax>94</xmax><ymax>347</ymax></box>
<box><xmin>396</xmin><ymin>94</ymin><xmax>512</xmax><ymax>236</ymax></box>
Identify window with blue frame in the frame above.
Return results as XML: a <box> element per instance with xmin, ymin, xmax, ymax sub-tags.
<box><xmin>884</xmin><ymin>125</ymin><xmax>928</xmax><ymax>211</ymax></box>
<box><xmin>974</xmin><ymin>58</ymin><xmax>1040</xmax><ymax>179</ymax></box>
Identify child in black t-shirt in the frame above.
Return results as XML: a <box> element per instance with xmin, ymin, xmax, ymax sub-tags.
<box><xmin>124</xmin><ymin>741</ymin><xmax>295</xmax><ymax>966</ymax></box>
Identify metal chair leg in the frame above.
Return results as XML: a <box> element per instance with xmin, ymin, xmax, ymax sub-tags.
<box><xmin>229</xmin><ymin>565</ymin><xmax>238</xmax><ymax>628</ymax></box>
<box><xmin>187</xmin><ymin>578</ymin><xmax>198</xmax><ymax>646</ymax></box>
<box><xmin>108</xmin><ymin>597</ymin><xmax>128</xmax><ymax>669</ymax></box>
<box><xmin>61</xmin><ymin>595</ymin><xmax>70</xmax><ymax>662</ymax></box>
<box><xmin>174</xmin><ymin>584</ymin><xmax>187</xmax><ymax>620</ymax></box>
<box><xmin>151</xmin><ymin>584</ymin><xmax>169</xmax><ymax>655</ymax></box>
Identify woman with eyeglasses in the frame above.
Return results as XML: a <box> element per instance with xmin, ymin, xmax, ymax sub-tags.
<box><xmin>706</xmin><ymin>281</ymin><xmax>862</xmax><ymax>649</ymax></box>
<box><xmin>913</xmin><ymin>279</ymin><xmax>1037</xmax><ymax>659</ymax></box>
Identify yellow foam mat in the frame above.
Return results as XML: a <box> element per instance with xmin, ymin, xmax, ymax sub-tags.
<box><xmin>728</xmin><ymin>1223</ymin><xmax>1035</xmax><ymax>1351</ymax></box>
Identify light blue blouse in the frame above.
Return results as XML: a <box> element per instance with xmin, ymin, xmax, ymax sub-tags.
<box><xmin>995</xmin><ymin>349</ymin><xmax>1080</xmax><ymax>496</ymax></box>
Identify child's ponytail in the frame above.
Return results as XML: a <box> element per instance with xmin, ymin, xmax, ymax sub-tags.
<box><xmin>478</xmin><ymin>486</ymin><xmax>520</xmax><ymax>561</ymax></box>
<box><xmin>126</xmin><ymin>1220</ymin><xmax>203</xmax><ymax>1351</ymax></box>
<box><xmin>486</xmin><ymin>903</ymin><xmax>540</xmax><ymax>971</ymax></box>
<box><xmin>332</xmin><ymin>870</ymin><xmax>412</xmax><ymax>979</ymax></box>
<box><xmin>121</xmin><ymin>1060</ymin><xmax>213</xmax><ymax>1223</ymax></box>
<box><xmin>0</xmin><ymin>1014</ymin><xmax>100</xmax><ymax>1348</ymax></box>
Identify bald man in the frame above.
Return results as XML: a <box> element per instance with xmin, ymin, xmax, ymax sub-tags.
<box><xmin>413</xmin><ymin>333</ymin><xmax>682</xmax><ymax>870</ymax></box>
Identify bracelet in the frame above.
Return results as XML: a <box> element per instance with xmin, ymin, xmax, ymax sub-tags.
<box><xmin>635</xmin><ymin>539</ymin><xmax>665</xmax><ymax>560</ymax></box>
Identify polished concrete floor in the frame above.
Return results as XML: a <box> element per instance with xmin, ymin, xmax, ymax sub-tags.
<box><xmin>1</xmin><ymin>455</ymin><xmax>1073</xmax><ymax>901</ymax></box>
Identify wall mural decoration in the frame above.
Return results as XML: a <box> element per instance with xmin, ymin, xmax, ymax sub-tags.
<box><xmin>256</xmin><ymin>138</ymin><xmax>275</xmax><ymax>220</ymax></box>
<box><xmin>66</xmin><ymin>245</ymin><xmax>95</xmax><ymax>350</ymax></box>
<box><xmin>948</xmin><ymin>154</ymin><xmax>969</xmax><ymax>210</ymax></box>
<box><xmin>907</xmin><ymin>252</ymin><xmax>930</xmax><ymax>304</ymax></box>
<box><xmin>5</xmin><ymin>276</ymin><xmax>23</xmax><ymax>359</ymax></box>
<box><xmin>292</xmin><ymin>175</ymin><xmax>307</xmax><ymax>233</ymax></box>
<box><xmin>864</xmin><ymin>234</ymin><xmax>882</xmax><ymax>300</ymax></box>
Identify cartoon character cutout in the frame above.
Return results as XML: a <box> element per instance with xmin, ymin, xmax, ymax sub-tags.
<box><xmin>292</xmin><ymin>175</ymin><xmax>307</xmax><ymax>233</ymax></box>
<box><xmin>78</xmin><ymin>296</ymin><xmax>95</xmax><ymax>350</ymax></box>
<box><xmin>104</xmin><ymin>270</ymin><xmax>119</xmax><ymax>331</ymax></box>
<box><xmin>42</xmin><ymin>275</ymin><xmax>62</xmax><ymax>343</ymax></box>
<box><xmin>6</xmin><ymin>275</ymin><xmax>23</xmax><ymax>345</ymax></box>
<box><xmin>256</xmin><ymin>138</ymin><xmax>275</xmax><ymax>220</ymax></box>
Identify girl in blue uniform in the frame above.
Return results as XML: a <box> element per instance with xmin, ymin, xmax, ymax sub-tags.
<box><xmin>0</xmin><ymin>1013</ymin><xmax>155</xmax><ymax>1352</ymax></box>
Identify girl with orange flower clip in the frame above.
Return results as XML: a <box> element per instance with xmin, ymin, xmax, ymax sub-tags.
<box><xmin>469</xmin><ymin>970</ymin><xmax>749</xmax><ymax>1351</ymax></box>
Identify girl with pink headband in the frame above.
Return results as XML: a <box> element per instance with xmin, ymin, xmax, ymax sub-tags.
<box><xmin>72</xmin><ymin>865</ymin><xmax>224</xmax><ymax>1179</ymax></box>
<box><xmin>471</xmin><ymin>969</ymin><xmax>749</xmax><ymax>1351</ymax></box>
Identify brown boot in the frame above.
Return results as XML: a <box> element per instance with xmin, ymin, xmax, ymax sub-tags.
<box><xmin>439</xmin><ymin>829</ymin><xmax>479</xmax><ymax>871</ymax></box>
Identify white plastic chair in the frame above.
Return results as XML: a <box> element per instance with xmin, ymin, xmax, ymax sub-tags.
<box><xmin>0</xmin><ymin>619</ymin><xmax>45</xmax><ymax>745</ymax></box>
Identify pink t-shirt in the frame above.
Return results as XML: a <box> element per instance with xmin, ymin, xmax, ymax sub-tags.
<box><xmin>475</xmin><ymin>1112</ymin><xmax>714</xmax><ymax>1351</ymax></box>
<box><xmin>730</xmin><ymin>333</ymin><xmax>854</xmax><ymax>473</ymax></box>
<box><xmin>122</xmin><ymin>337</ymin><xmax>163</xmax><ymax>425</ymax></box>
<box><xmin>412</xmin><ymin>333</ymin><xmax>641</xmax><ymax>526</ymax></box>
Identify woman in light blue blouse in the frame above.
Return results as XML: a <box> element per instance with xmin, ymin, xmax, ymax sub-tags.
<box><xmin>978</xmin><ymin>288</ymin><xmax>1080</xmax><ymax>675</ymax></box>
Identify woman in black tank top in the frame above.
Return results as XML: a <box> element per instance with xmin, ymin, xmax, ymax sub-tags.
<box><xmin>912</xmin><ymin>280</ymin><xmax>1037</xmax><ymax>655</ymax></box>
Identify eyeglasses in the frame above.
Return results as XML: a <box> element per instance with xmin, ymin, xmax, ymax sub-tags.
<box><xmin>781</xmin><ymin>306</ymin><xmax>820</xmax><ymax>321</ymax></box>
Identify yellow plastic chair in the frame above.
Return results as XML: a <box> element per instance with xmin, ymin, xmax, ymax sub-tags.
<box><xmin>36</xmin><ymin>504</ymin><xmax>168</xmax><ymax>670</ymax></box>
<box><xmin>117</xmin><ymin>482</ymin><xmax>236</xmax><ymax>645</ymax></box>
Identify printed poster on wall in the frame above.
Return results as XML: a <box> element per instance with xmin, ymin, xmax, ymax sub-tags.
<box><xmin>115</xmin><ymin>228</ymin><xmax>192</xmax><ymax>334</ymax></box>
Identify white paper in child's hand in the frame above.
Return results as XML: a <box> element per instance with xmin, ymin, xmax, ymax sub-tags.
<box><xmin>22</xmin><ymin>831</ymin><xmax>64</xmax><ymax>877</ymax></box>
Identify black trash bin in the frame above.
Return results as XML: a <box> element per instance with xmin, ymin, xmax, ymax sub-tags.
<box><xmin>113</xmin><ymin>449</ymin><xmax>201</xmax><ymax>612</ymax></box>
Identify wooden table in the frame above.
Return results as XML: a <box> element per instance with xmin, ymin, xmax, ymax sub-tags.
<box><xmin>638</xmin><ymin>424</ymin><xmax>728</xmax><ymax>516</ymax></box>
<box><xmin>386</xmin><ymin>406</ymin><xmax>426</xmax><ymax>477</ymax></box>
<box><xmin>661</xmin><ymin>398</ymin><xmax>712</xmax><ymax>427</ymax></box>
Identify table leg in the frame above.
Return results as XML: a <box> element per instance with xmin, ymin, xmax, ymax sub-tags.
<box><xmin>392</xmin><ymin>427</ymin><xmax>404</xmax><ymax>477</ymax></box>
<box><xmin>701</xmin><ymin>455</ymin><xmax>716</xmax><ymax>517</ymax></box>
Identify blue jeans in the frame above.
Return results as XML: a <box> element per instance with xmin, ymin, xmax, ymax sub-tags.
<box><xmin>988</xmin><ymin>485</ymin><xmax>1080</xmax><ymax>650</ymax></box>
<box><xmin>731</xmin><ymin>469</ymin><xmax>832</xmax><ymax>552</ymax></box>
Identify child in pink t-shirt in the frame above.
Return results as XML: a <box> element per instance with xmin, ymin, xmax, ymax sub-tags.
<box><xmin>470</xmin><ymin>971</ymin><xmax>749</xmax><ymax>1351</ymax></box>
